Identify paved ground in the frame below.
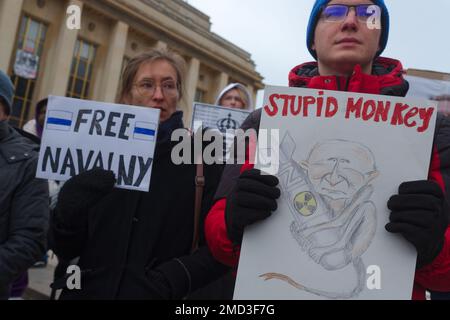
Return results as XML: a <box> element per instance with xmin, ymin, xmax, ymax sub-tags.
<box><xmin>23</xmin><ymin>251</ymin><xmax>58</xmax><ymax>300</ymax></box>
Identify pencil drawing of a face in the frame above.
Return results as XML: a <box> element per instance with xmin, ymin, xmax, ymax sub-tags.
<box><xmin>300</xmin><ymin>140</ymin><xmax>378</xmax><ymax>201</ymax></box>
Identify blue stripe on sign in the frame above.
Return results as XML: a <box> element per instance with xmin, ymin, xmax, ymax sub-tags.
<box><xmin>47</xmin><ymin>117</ymin><xmax>72</xmax><ymax>126</ymax></box>
<box><xmin>134</xmin><ymin>127</ymin><xmax>156</xmax><ymax>136</ymax></box>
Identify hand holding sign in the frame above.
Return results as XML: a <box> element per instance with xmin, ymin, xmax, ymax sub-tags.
<box><xmin>56</xmin><ymin>169</ymin><xmax>115</xmax><ymax>229</ymax></box>
<box><xmin>225</xmin><ymin>169</ymin><xmax>281</xmax><ymax>244</ymax></box>
<box><xmin>386</xmin><ymin>180</ymin><xmax>449</xmax><ymax>268</ymax></box>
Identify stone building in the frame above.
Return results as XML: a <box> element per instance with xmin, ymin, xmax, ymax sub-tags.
<box><xmin>0</xmin><ymin>0</ymin><xmax>264</xmax><ymax>127</ymax></box>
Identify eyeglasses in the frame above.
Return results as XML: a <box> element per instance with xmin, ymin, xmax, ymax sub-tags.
<box><xmin>320</xmin><ymin>4</ymin><xmax>381</xmax><ymax>22</ymax></box>
<box><xmin>134</xmin><ymin>80</ymin><xmax>178</xmax><ymax>98</ymax></box>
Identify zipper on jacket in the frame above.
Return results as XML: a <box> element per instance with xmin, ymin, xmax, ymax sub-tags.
<box><xmin>336</xmin><ymin>76</ymin><xmax>341</xmax><ymax>91</ymax></box>
<box><xmin>344</xmin><ymin>76</ymin><xmax>351</xmax><ymax>91</ymax></box>
<box><xmin>335</xmin><ymin>76</ymin><xmax>351</xmax><ymax>91</ymax></box>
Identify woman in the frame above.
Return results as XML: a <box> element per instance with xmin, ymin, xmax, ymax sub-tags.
<box><xmin>23</xmin><ymin>98</ymin><xmax>47</xmax><ymax>138</ymax></box>
<box><xmin>50</xmin><ymin>49</ymin><xmax>227</xmax><ymax>299</ymax></box>
<box><xmin>215</xmin><ymin>83</ymin><xmax>253</xmax><ymax>110</ymax></box>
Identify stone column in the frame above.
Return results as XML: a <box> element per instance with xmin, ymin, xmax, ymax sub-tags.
<box><xmin>0</xmin><ymin>0</ymin><xmax>24</xmax><ymax>71</ymax></box>
<box><xmin>214</xmin><ymin>72</ymin><xmax>229</xmax><ymax>102</ymax></box>
<box><xmin>97</xmin><ymin>21</ymin><xmax>129</xmax><ymax>102</ymax></box>
<box><xmin>38</xmin><ymin>0</ymin><xmax>82</xmax><ymax>98</ymax></box>
<box><xmin>181</xmin><ymin>57</ymin><xmax>200</xmax><ymax>125</ymax></box>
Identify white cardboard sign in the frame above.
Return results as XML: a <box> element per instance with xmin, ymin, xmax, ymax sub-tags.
<box><xmin>191</xmin><ymin>102</ymin><xmax>250</xmax><ymax>133</ymax></box>
<box><xmin>234</xmin><ymin>86</ymin><xmax>438</xmax><ymax>300</ymax></box>
<box><xmin>191</xmin><ymin>102</ymin><xmax>251</xmax><ymax>161</ymax></box>
<box><xmin>37</xmin><ymin>96</ymin><xmax>160</xmax><ymax>192</ymax></box>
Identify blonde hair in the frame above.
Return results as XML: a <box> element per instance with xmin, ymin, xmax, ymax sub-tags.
<box><xmin>118</xmin><ymin>49</ymin><xmax>186</xmax><ymax>103</ymax></box>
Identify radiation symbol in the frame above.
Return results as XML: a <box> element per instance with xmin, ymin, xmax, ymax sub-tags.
<box><xmin>293</xmin><ymin>191</ymin><xmax>317</xmax><ymax>216</ymax></box>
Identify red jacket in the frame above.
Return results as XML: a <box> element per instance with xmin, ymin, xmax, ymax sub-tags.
<box><xmin>205</xmin><ymin>57</ymin><xmax>450</xmax><ymax>300</ymax></box>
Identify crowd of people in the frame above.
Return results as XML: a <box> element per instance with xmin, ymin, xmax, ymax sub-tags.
<box><xmin>0</xmin><ymin>0</ymin><xmax>449</xmax><ymax>300</ymax></box>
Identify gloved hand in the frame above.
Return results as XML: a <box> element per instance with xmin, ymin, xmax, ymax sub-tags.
<box><xmin>225</xmin><ymin>169</ymin><xmax>281</xmax><ymax>244</ymax></box>
<box><xmin>56</xmin><ymin>169</ymin><xmax>116</xmax><ymax>228</ymax></box>
<box><xmin>386</xmin><ymin>180</ymin><xmax>449</xmax><ymax>269</ymax></box>
<box><xmin>145</xmin><ymin>269</ymin><xmax>173</xmax><ymax>300</ymax></box>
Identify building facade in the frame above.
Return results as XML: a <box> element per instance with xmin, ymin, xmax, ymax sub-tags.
<box><xmin>0</xmin><ymin>0</ymin><xmax>264</xmax><ymax>127</ymax></box>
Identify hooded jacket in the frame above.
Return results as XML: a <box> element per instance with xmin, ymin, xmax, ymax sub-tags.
<box><xmin>0</xmin><ymin>120</ymin><xmax>49</xmax><ymax>299</ymax></box>
<box><xmin>204</xmin><ymin>57</ymin><xmax>450</xmax><ymax>300</ymax></box>
<box><xmin>215</xmin><ymin>83</ymin><xmax>254</xmax><ymax>110</ymax></box>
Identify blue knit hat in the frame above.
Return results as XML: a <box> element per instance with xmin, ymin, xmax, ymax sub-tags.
<box><xmin>0</xmin><ymin>70</ymin><xmax>14</xmax><ymax>115</ymax></box>
<box><xmin>306</xmin><ymin>0</ymin><xmax>389</xmax><ymax>60</ymax></box>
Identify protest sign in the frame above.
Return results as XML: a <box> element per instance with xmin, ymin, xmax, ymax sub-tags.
<box><xmin>191</xmin><ymin>102</ymin><xmax>250</xmax><ymax>133</ymax></box>
<box><xmin>234</xmin><ymin>86</ymin><xmax>437</xmax><ymax>299</ymax></box>
<box><xmin>37</xmin><ymin>96</ymin><xmax>159</xmax><ymax>192</ymax></box>
<box><xmin>191</xmin><ymin>102</ymin><xmax>250</xmax><ymax>161</ymax></box>
<box><xmin>14</xmin><ymin>49</ymin><xmax>39</xmax><ymax>79</ymax></box>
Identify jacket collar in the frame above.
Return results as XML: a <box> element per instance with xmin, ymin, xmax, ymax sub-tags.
<box><xmin>157</xmin><ymin>110</ymin><xmax>184</xmax><ymax>145</ymax></box>
<box><xmin>288</xmin><ymin>57</ymin><xmax>409</xmax><ymax>97</ymax></box>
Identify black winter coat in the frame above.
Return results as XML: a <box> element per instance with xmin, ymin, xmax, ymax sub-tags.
<box><xmin>50</xmin><ymin>112</ymin><xmax>228</xmax><ymax>299</ymax></box>
<box><xmin>0</xmin><ymin>121</ymin><xmax>49</xmax><ymax>299</ymax></box>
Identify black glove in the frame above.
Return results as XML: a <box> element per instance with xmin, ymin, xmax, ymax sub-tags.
<box><xmin>386</xmin><ymin>180</ymin><xmax>449</xmax><ymax>269</ymax></box>
<box><xmin>56</xmin><ymin>169</ymin><xmax>116</xmax><ymax>228</ymax></box>
<box><xmin>225</xmin><ymin>169</ymin><xmax>281</xmax><ymax>245</ymax></box>
<box><xmin>145</xmin><ymin>269</ymin><xmax>173</xmax><ymax>300</ymax></box>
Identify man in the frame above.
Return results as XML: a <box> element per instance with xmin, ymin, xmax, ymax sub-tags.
<box><xmin>204</xmin><ymin>0</ymin><xmax>450</xmax><ymax>300</ymax></box>
<box><xmin>0</xmin><ymin>70</ymin><xmax>49</xmax><ymax>299</ymax></box>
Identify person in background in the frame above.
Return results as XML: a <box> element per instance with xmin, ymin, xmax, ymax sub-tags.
<box><xmin>0</xmin><ymin>70</ymin><xmax>49</xmax><ymax>299</ymax></box>
<box><xmin>21</xmin><ymin>97</ymin><xmax>61</xmax><ymax>271</ymax></box>
<box><xmin>215</xmin><ymin>83</ymin><xmax>253</xmax><ymax>110</ymax></box>
<box><xmin>23</xmin><ymin>98</ymin><xmax>61</xmax><ymax>210</ymax></box>
<box><xmin>23</xmin><ymin>98</ymin><xmax>47</xmax><ymax>139</ymax></box>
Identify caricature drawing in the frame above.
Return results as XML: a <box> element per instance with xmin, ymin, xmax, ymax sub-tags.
<box><xmin>260</xmin><ymin>132</ymin><xmax>378</xmax><ymax>299</ymax></box>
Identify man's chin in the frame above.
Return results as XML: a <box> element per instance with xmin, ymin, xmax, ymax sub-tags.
<box><xmin>332</xmin><ymin>52</ymin><xmax>366</xmax><ymax>69</ymax></box>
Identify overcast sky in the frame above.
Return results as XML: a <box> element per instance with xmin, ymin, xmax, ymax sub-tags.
<box><xmin>185</xmin><ymin>0</ymin><xmax>450</xmax><ymax>106</ymax></box>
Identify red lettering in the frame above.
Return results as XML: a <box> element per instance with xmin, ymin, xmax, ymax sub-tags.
<box><xmin>374</xmin><ymin>101</ymin><xmax>390</xmax><ymax>122</ymax></box>
<box><xmin>404</xmin><ymin>107</ymin><xmax>418</xmax><ymax>128</ymax></box>
<box><xmin>362</xmin><ymin>100</ymin><xmax>376</xmax><ymax>121</ymax></box>
<box><xmin>325</xmin><ymin>97</ymin><xmax>338</xmax><ymax>118</ymax></box>
<box><xmin>316</xmin><ymin>91</ymin><xmax>324</xmax><ymax>117</ymax></box>
<box><xmin>391</xmin><ymin>103</ymin><xmax>409</xmax><ymax>126</ymax></box>
<box><xmin>303</xmin><ymin>96</ymin><xmax>315</xmax><ymax>117</ymax></box>
<box><xmin>345</xmin><ymin>97</ymin><xmax>363</xmax><ymax>119</ymax></box>
<box><xmin>417</xmin><ymin>107</ymin><xmax>435</xmax><ymax>133</ymax></box>
<box><xmin>291</xmin><ymin>96</ymin><xmax>302</xmax><ymax>116</ymax></box>
<box><xmin>280</xmin><ymin>94</ymin><xmax>291</xmax><ymax>116</ymax></box>
<box><xmin>264</xmin><ymin>94</ymin><xmax>280</xmax><ymax>117</ymax></box>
